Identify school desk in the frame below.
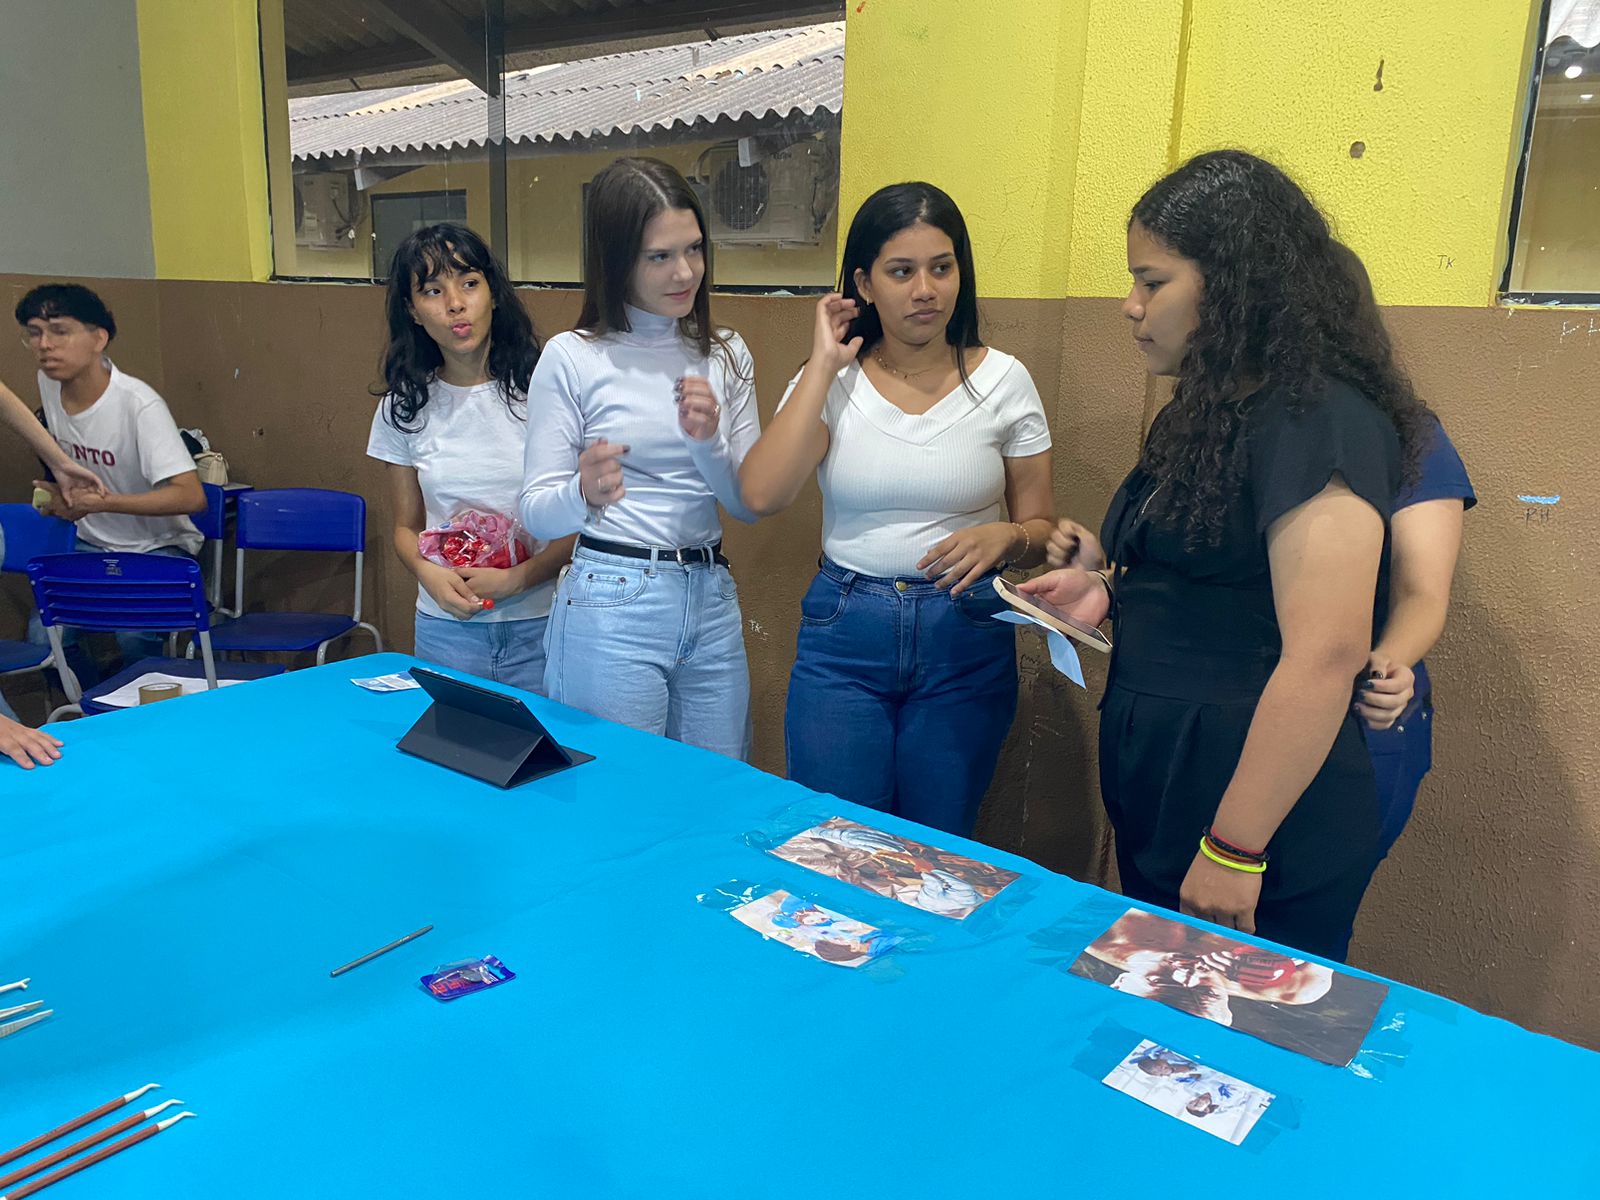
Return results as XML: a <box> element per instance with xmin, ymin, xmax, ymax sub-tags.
<box><xmin>2</xmin><ymin>653</ymin><xmax>1594</xmax><ymax>1196</ymax></box>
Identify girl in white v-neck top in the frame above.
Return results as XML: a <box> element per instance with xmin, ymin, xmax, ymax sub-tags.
<box><xmin>740</xmin><ymin>182</ymin><xmax>1057</xmax><ymax>835</ymax></box>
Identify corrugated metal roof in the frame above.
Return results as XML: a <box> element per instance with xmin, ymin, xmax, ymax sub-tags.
<box><xmin>291</xmin><ymin>21</ymin><xmax>843</xmax><ymax>164</ymax></box>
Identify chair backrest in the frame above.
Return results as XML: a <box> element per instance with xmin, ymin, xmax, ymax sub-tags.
<box><xmin>0</xmin><ymin>504</ymin><xmax>77</xmax><ymax>573</ymax></box>
<box><xmin>193</xmin><ymin>483</ymin><xmax>229</xmax><ymax>542</ymax></box>
<box><xmin>28</xmin><ymin>552</ymin><xmax>212</xmax><ymax>633</ymax></box>
<box><xmin>236</xmin><ymin>488</ymin><xmax>366</xmax><ymax>553</ymax></box>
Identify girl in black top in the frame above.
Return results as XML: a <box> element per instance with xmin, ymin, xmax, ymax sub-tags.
<box><xmin>1022</xmin><ymin>151</ymin><xmax>1430</xmax><ymax>961</ymax></box>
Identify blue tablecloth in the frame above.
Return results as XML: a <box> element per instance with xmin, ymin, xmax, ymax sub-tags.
<box><xmin>2</xmin><ymin>654</ymin><xmax>1594</xmax><ymax>1196</ymax></box>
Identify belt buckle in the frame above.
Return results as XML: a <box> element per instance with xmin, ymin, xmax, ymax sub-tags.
<box><xmin>674</xmin><ymin>546</ymin><xmax>689</xmax><ymax>567</ymax></box>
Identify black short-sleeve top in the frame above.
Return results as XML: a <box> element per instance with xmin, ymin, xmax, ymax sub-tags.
<box><xmin>1100</xmin><ymin>379</ymin><xmax>1401</xmax><ymax>703</ymax></box>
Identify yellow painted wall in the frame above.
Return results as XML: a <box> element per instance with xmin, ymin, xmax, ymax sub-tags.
<box><xmin>137</xmin><ymin>0</ymin><xmax>273</xmax><ymax>282</ymax></box>
<box><xmin>1064</xmin><ymin>0</ymin><xmax>1190</xmax><ymax>298</ymax></box>
<box><xmin>840</xmin><ymin>0</ymin><xmax>1541</xmax><ymax>305</ymax></box>
<box><xmin>1171</xmin><ymin>1</ymin><xmax>1532</xmax><ymax>307</ymax></box>
<box><xmin>839</xmin><ymin>0</ymin><xmax>1090</xmax><ymax>299</ymax></box>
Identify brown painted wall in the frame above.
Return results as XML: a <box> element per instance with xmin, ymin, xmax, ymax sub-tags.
<box><xmin>2</xmin><ymin>276</ymin><xmax>1595</xmax><ymax>1048</ymax></box>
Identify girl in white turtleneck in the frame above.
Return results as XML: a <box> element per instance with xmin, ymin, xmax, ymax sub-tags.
<box><xmin>520</xmin><ymin>157</ymin><xmax>760</xmax><ymax>759</ymax></box>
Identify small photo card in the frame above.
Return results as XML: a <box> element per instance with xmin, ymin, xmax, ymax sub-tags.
<box><xmin>729</xmin><ymin>889</ymin><xmax>899</xmax><ymax>968</ymax></box>
<box><xmin>1102</xmin><ymin>1040</ymin><xmax>1274</xmax><ymax>1146</ymax></box>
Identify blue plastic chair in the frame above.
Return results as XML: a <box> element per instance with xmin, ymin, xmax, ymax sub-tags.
<box><xmin>194</xmin><ymin>482</ymin><xmax>253</xmax><ymax>615</ymax></box>
<box><xmin>28</xmin><ymin>552</ymin><xmax>283</xmax><ymax>719</ymax></box>
<box><xmin>0</xmin><ymin>505</ymin><xmax>77</xmax><ymax>705</ymax></box>
<box><xmin>203</xmin><ymin>488</ymin><xmax>383</xmax><ymax>664</ymax></box>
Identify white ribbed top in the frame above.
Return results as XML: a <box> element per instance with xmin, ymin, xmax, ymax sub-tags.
<box><xmin>780</xmin><ymin>349</ymin><xmax>1051</xmax><ymax>577</ymax></box>
<box><xmin>520</xmin><ymin>305</ymin><xmax>758</xmax><ymax>548</ymax></box>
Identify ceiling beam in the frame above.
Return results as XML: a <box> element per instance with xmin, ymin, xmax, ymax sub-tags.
<box><xmin>287</xmin><ymin>0</ymin><xmax>842</xmax><ymax>88</ymax></box>
<box><xmin>366</xmin><ymin>0</ymin><xmax>495</xmax><ymax>94</ymax></box>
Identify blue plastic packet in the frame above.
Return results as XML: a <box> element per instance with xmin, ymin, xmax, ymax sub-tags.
<box><xmin>421</xmin><ymin>955</ymin><xmax>515</xmax><ymax>1001</ymax></box>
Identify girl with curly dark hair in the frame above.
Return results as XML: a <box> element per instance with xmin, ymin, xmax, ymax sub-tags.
<box><xmin>367</xmin><ymin>223</ymin><xmax>574</xmax><ymax>693</ymax></box>
<box><xmin>1022</xmin><ymin>150</ymin><xmax>1431</xmax><ymax>961</ymax></box>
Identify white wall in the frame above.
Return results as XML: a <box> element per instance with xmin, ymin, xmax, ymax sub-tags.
<box><xmin>0</xmin><ymin>0</ymin><xmax>155</xmax><ymax>278</ymax></box>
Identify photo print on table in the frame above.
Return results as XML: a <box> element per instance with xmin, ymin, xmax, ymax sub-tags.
<box><xmin>728</xmin><ymin>890</ymin><xmax>900</xmax><ymax>968</ymax></box>
<box><xmin>1068</xmin><ymin>908</ymin><xmax>1388</xmax><ymax>1067</ymax></box>
<box><xmin>1102</xmin><ymin>1040</ymin><xmax>1275</xmax><ymax>1146</ymax></box>
<box><xmin>769</xmin><ymin>817</ymin><xmax>1021</xmax><ymax>919</ymax></box>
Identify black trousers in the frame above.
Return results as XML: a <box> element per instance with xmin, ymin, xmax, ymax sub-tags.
<box><xmin>1098</xmin><ymin>684</ymin><xmax>1383</xmax><ymax>962</ymax></box>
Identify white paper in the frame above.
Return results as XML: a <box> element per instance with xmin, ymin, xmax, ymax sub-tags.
<box><xmin>994</xmin><ymin>610</ymin><xmax>1085</xmax><ymax>687</ymax></box>
<box><xmin>351</xmin><ymin>671</ymin><xmax>420</xmax><ymax>693</ymax></box>
<box><xmin>94</xmin><ymin>672</ymin><xmax>244</xmax><ymax>709</ymax></box>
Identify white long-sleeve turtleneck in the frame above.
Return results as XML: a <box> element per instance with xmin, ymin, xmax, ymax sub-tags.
<box><xmin>520</xmin><ymin>305</ymin><xmax>760</xmax><ymax>547</ymax></box>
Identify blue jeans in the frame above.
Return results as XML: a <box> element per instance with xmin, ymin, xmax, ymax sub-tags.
<box><xmin>1366</xmin><ymin>697</ymin><xmax>1433</xmax><ymax>860</ymax></box>
<box><xmin>785</xmin><ymin>558</ymin><xmax>1019</xmax><ymax>835</ymax></box>
<box><xmin>413</xmin><ymin>613</ymin><xmax>548</xmax><ymax>696</ymax></box>
<box><xmin>542</xmin><ymin>545</ymin><xmax>749</xmax><ymax>759</ymax></box>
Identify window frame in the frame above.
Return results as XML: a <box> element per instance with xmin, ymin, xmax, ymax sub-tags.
<box><xmin>264</xmin><ymin>1</ymin><xmax>843</xmax><ymax>295</ymax></box>
<box><xmin>1500</xmin><ymin>0</ymin><xmax>1600</xmax><ymax>307</ymax></box>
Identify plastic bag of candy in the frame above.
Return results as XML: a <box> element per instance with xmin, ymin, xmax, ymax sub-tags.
<box><xmin>418</xmin><ymin>509</ymin><xmax>531</xmax><ymax>570</ymax></box>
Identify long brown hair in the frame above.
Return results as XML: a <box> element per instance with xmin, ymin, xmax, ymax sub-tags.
<box><xmin>577</xmin><ymin>157</ymin><xmax>733</xmax><ymax>363</ymax></box>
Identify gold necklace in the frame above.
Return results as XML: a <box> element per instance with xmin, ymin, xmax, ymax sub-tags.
<box><xmin>872</xmin><ymin>348</ymin><xmax>946</xmax><ymax>381</ymax></box>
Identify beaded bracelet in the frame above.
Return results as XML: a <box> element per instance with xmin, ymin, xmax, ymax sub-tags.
<box><xmin>1012</xmin><ymin>522</ymin><xmax>1031</xmax><ymax>563</ymax></box>
<box><xmin>1199</xmin><ymin>836</ymin><xmax>1267</xmax><ymax>874</ymax></box>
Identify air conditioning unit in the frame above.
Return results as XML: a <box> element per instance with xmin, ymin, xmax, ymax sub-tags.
<box><xmin>696</xmin><ymin>140</ymin><xmax>836</xmax><ymax>246</ymax></box>
<box><xmin>294</xmin><ymin>173</ymin><xmax>359</xmax><ymax>249</ymax></box>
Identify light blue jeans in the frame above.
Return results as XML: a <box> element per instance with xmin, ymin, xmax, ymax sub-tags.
<box><xmin>542</xmin><ymin>545</ymin><xmax>749</xmax><ymax>759</ymax></box>
<box><xmin>413</xmin><ymin>613</ymin><xmax>548</xmax><ymax>696</ymax></box>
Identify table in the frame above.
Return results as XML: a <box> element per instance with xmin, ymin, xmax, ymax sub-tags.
<box><xmin>2</xmin><ymin>654</ymin><xmax>1594</xmax><ymax>1196</ymax></box>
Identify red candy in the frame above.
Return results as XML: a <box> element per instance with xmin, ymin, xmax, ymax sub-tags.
<box><xmin>418</xmin><ymin>510</ymin><xmax>531</xmax><ymax>572</ymax></box>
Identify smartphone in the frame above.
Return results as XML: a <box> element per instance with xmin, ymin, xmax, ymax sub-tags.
<box><xmin>992</xmin><ymin>575</ymin><xmax>1113</xmax><ymax>653</ymax></box>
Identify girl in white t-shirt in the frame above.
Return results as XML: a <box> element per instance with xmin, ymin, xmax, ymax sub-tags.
<box><xmin>740</xmin><ymin>183</ymin><xmax>1056</xmax><ymax>834</ymax></box>
<box><xmin>367</xmin><ymin>224</ymin><xmax>574</xmax><ymax>694</ymax></box>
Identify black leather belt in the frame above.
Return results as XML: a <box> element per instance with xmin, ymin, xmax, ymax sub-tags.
<box><xmin>577</xmin><ymin>535</ymin><xmax>729</xmax><ymax>568</ymax></box>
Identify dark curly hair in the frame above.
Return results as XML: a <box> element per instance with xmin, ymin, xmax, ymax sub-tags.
<box><xmin>1131</xmin><ymin>150</ymin><xmax>1429</xmax><ymax>545</ymax></box>
<box><xmin>373</xmin><ymin>223</ymin><xmax>539</xmax><ymax>433</ymax></box>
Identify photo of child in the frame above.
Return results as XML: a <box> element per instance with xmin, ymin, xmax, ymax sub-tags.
<box><xmin>768</xmin><ymin>817</ymin><xmax>1021</xmax><ymax>920</ymax></box>
<box><xmin>1067</xmin><ymin>908</ymin><xmax>1388</xmax><ymax>1066</ymax></box>
<box><xmin>1102</xmin><ymin>1040</ymin><xmax>1274</xmax><ymax>1146</ymax></box>
<box><xmin>728</xmin><ymin>890</ymin><xmax>900</xmax><ymax>968</ymax></box>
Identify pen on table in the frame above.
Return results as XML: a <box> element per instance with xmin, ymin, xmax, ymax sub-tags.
<box><xmin>330</xmin><ymin>925</ymin><xmax>433</xmax><ymax>977</ymax></box>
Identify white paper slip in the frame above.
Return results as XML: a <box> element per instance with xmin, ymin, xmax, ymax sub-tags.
<box><xmin>95</xmin><ymin>672</ymin><xmax>245</xmax><ymax>709</ymax></box>
<box><xmin>352</xmin><ymin>671</ymin><xmax>420</xmax><ymax>693</ymax></box>
<box><xmin>995</xmin><ymin>610</ymin><xmax>1085</xmax><ymax>687</ymax></box>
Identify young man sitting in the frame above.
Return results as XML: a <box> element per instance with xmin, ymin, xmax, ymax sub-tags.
<box><xmin>16</xmin><ymin>284</ymin><xmax>206</xmax><ymax>672</ymax></box>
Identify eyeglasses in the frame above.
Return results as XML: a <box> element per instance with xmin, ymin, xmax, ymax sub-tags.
<box><xmin>21</xmin><ymin>324</ymin><xmax>84</xmax><ymax>349</ymax></box>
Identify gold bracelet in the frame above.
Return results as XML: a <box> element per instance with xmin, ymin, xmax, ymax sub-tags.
<box><xmin>1012</xmin><ymin>522</ymin><xmax>1031</xmax><ymax>562</ymax></box>
<box><xmin>1198</xmin><ymin>836</ymin><xmax>1267</xmax><ymax>874</ymax></box>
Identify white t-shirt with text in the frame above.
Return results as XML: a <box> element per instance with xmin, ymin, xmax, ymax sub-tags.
<box><xmin>38</xmin><ymin>359</ymin><xmax>203</xmax><ymax>555</ymax></box>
